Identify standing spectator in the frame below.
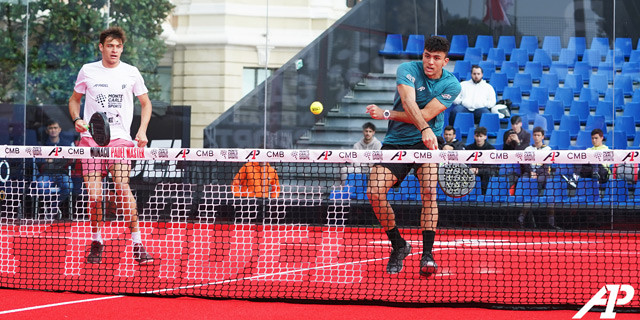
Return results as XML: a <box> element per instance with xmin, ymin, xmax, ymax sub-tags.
<box><xmin>340</xmin><ymin>122</ymin><xmax>382</xmax><ymax>183</ymax></box>
<box><xmin>465</xmin><ymin>127</ymin><xmax>498</xmax><ymax>195</ymax></box>
<box><xmin>441</xmin><ymin>125</ymin><xmax>465</xmax><ymax>150</ymax></box>
<box><xmin>448</xmin><ymin>65</ymin><xmax>496</xmax><ymax>125</ymax></box>
<box><xmin>503</xmin><ymin>115</ymin><xmax>531</xmax><ymax>150</ymax></box>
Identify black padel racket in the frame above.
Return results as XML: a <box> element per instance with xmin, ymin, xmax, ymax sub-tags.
<box><xmin>86</xmin><ymin>112</ymin><xmax>111</xmax><ymax>146</ymax></box>
<box><xmin>437</xmin><ymin>163</ymin><xmax>476</xmax><ymax>198</ymax></box>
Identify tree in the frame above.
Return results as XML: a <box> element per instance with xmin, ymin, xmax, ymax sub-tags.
<box><xmin>0</xmin><ymin>0</ymin><xmax>173</xmax><ymax>105</ymax></box>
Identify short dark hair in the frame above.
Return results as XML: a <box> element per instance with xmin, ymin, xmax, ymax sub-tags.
<box><xmin>474</xmin><ymin>126</ymin><xmax>487</xmax><ymax>136</ymax></box>
<box><xmin>100</xmin><ymin>26</ymin><xmax>126</xmax><ymax>45</ymax></box>
<box><xmin>471</xmin><ymin>65</ymin><xmax>483</xmax><ymax>73</ymax></box>
<box><xmin>591</xmin><ymin>128</ymin><xmax>604</xmax><ymax>138</ymax></box>
<box><xmin>444</xmin><ymin>125</ymin><xmax>455</xmax><ymax>134</ymax></box>
<box><xmin>532</xmin><ymin>126</ymin><xmax>545</xmax><ymax>136</ymax></box>
<box><xmin>362</xmin><ymin>122</ymin><xmax>376</xmax><ymax>131</ymax></box>
<box><xmin>46</xmin><ymin>119</ymin><xmax>60</xmax><ymax>127</ymax></box>
<box><xmin>511</xmin><ymin>115</ymin><xmax>522</xmax><ymax>125</ymax></box>
<box><xmin>424</xmin><ymin>36</ymin><xmax>450</xmax><ymax>55</ymax></box>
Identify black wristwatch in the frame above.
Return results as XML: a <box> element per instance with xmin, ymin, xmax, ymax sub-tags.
<box><xmin>73</xmin><ymin>117</ymin><xmax>82</xmax><ymax>123</ymax></box>
<box><xmin>383</xmin><ymin>110</ymin><xmax>390</xmax><ymax>120</ymax></box>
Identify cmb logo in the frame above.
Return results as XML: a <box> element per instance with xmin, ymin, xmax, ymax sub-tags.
<box><xmin>573</xmin><ymin>285</ymin><xmax>635</xmax><ymax>319</ymax></box>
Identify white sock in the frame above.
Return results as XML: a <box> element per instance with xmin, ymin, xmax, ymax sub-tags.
<box><xmin>92</xmin><ymin>232</ymin><xmax>103</xmax><ymax>244</ymax></box>
<box><xmin>131</xmin><ymin>231</ymin><xmax>142</xmax><ymax>244</ymax></box>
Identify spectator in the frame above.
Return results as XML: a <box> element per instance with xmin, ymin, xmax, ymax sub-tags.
<box><xmin>578</xmin><ymin>129</ymin><xmax>610</xmax><ymax>187</ymax></box>
<box><xmin>465</xmin><ymin>127</ymin><xmax>498</xmax><ymax>194</ymax></box>
<box><xmin>503</xmin><ymin>115</ymin><xmax>530</xmax><ymax>150</ymax></box>
<box><xmin>516</xmin><ymin>126</ymin><xmax>558</xmax><ymax>229</ymax></box>
<box><xmin>449</xmin><ymin>65</ymin><xmax>496</xmax><ymax>125</ymax></box>
<box><xmin>340</xmin><ymin>122</ymin><xmax>382</xmax><ymax>183</ymax></box>
<box><xmin>232</xmin><ymin>161</ymin><xmax>281</xmax><ymax>198</ymax></box>
<box><xmin>441</xmin><ymin>125</ymin><xmax>465</xmax><ymax>150</ymax></box>
<box><xmin>35</xmin><ymin>120</ymin><xmax>76</xmax><ymax>218</ymax></box>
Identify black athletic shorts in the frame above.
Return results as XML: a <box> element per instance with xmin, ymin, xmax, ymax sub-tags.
<box><xmin>377</xmin><ymin>142</ymin><xmax>429</xmax><ymax>187</ymax></box>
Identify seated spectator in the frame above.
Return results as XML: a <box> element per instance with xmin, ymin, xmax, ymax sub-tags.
<box><xmin>516</xmin><ymin>127</ymin><xmax>558</xmax><ymax>229</ymax></box>
<box><xmin>441</xmin><ymin>125</ymin><xmax>465</xmax><ymax>150</ymax></box>
<box><xmin>449</xmin><ymin>65</ymin><xmax>496</xmax><ymax>125</ymax></box>
<box><xmin>35</xmin><ymin>120</ymin><xmax>76</xmax><ymax>218</ymax></box>
<box><xmin>232</xmin><ymin>161</ymin><xmax>281</xmax><ymax>198</ymax></box>
<box><xmin>503</xmin><ymin>115</ymin><xmax>531</xmax><ymax>150</ymax></box>
<box><xmin>578</xmin><ymin>128</ymin><xmax>610</xmax><ymax>187</ymax></box>
<box><xmin>465</xmin><ymin>127</ymin><xmax>498</xmax><ymax>194</ymax></box>
<box><xmin>340</xmin><ymin>122</ymin><xmax>382</xmax><ymax>183</ymax></box>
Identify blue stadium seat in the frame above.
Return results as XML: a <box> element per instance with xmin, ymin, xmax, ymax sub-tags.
<box><xmin>344</xmin><ymin>173</ymin><xmax>368</xmax><ymax>200</ymax></box>
<box><xmin>463</xmin><ymin>47</ymin><xmax>483</xmax><ymax>65</ymax></box>
<box><xmin>571</xmin><ymin>178</ymin><xmax>600</xmax><ymax>203</ymax></box>
<box><xmin>543</xmin><ymin>177</ymin><xmax>568</xmax><ymax>203</ymax></box>
<box><xmin>502</xmin><ymin>86</ymin><xmax>522</xmax><ymax>106</ymax></box>
<box><xmin>595</xmin><ymin>101</ymin><xmax>615</xmax><ymax>125</ymax></box>
<box><xmin>514</xmin><ymin>177</ymin><xmax>540</xmax><ymax>203</ymax></box>
<box><xmin>520</xmin><ymin>100</ymin><xmax>539</xmax><ymax>119</ymax></box>
<box><xmin>519</xmin><ymin>35</ymin><xmax>539</xmax><ymax>58</ymax></box>
<box><xmin>544</xmin><ymin>100</ymin><xmax>565</xmax><ymax>125</ymax></box>
<box><xmin>603</xmin><ymin>88</ymin><xmax>624</xmax><ymax>110</ymax></box>
<box><xmin>499</xmin><ymin>60</ymin><xmax>519</xmax><ymax>80</ymax></box>
<box><xmin>614</xmin><ymin>74</ymin><xmax>634</xmax><ymax>97</ymax></box>
<box><xmin>557</xmin><ymin>49</ymin><xmax>577</xmax><ymax>68</ymax></box>
<box><xmin>497</xmin><ymin>35</ymin><xmax>516</xmax><ymax>56</ymax></box>
<box><xmin>601</xmin><ymin>179</ymin><xmax>628</xmax><ymax>204</ymax></box>
<box><xmin>533</xmin><ymin>49</ymin><xmax>552</xmax><ymax>69</ymax></box>
<box><xmin>542</xmin><ymin>36</ymin><xmax>562</xmax><ymax>58</ymax></box>
<box><xmin>583</xmin><ymin>49</ymin><xmax>604</xmax><ymax>69</ymax></box>
<box><xmin>615</xmin><ymin>38</ymin><xmax>633</xmax><ymax>58</ymax></box>
<box><xmin>513</xmin><ymin>73</ymin><xmax>532</xmax><ymax>95</ymax></box>
<box><xmin>453</xmin><ymin>113</ymin><xmax>474</xmax><ymax>138</ymax></box>
<box><xmin>589</xmin><ymin>74</ymin><xmax>608</xmax><ymax>95</ymax></box>
<box><xmin>453</xmin><ymin>60</ymin><xmax>471</xmax><ymax>81</ymax></box>
<box><xmin>569</xmin><ymin>100</ymin><xmax>589</xmax><ymax>125</ymax></box>
<box><xmin>478</xmin><ymin>113</ymin><xmax>500</xmax><ymax>138</ymax></box>
<box><xmin>523</xmin><ymin>61</ymin><xmax>542</xmax><ymax>82</ymax></box>
<box><xmin>573</xmin><ymin>130</ymin><xmax>593</xmax><ymax>150</ymax></box>
<box><xmin>590</xmin><ymin>37</ymin><xmax>610</xmax><ymax>58</ymax></box>
<box><xmin>529</xmin><ymin>87</ymin><xmax>549</xmax><ymax>107</ymax></box>
<box><xmin>477</xmin><ymin>177</ymin><xmax>510</xmax><ymax>203</ymax></box>
<box><xmin>634</xmin><ymin>132</ymin><xmax>640</xmax><ymax>148</ymax></box>
<box><xmin>391</xmin><ymin>175</ymin><xmax>420</xmax><ymax>201</ymax></box>
<box><xmin>508</xmin><ymin>48</ymin><xmax>529</xmax><ymax>69</ymax></box>
<box><xmin>631</xmin><ymin>50</ymin><xmax>640</xmax><ymax>64</ymax></box>
<box><xmin>579</xmin><ymin>87</ymin><xmax>599</xmax><ymax>110</ymax></box>
<box><xmin>379</xmin><ymin>34</ymin><xmax>404</xmax><ymax>56</ymax></box>
<box><xmin>403</xmin><ymin>34</ymin><xmax>425</xmax><ymax>55</ymax></box>
<box><xmin>585</xmin><ymin>114</ymin><xmax>606</xmax><ymax>133</ymax></box>
<box><xmin>474</xmin><ymin>35</ymin><xmax>494</xmax><ymax>57</ymax></box>
<box><xmin>489</xmin><ymin>72</ymin><xmax>508</xmax><ymax>94</ymax></box>
<box><xmin>568</xmin><ymin>37</ymin><xmax>586</xmax><ymax>58</ymax></box>
<box><xmin>549</xmin><ymin>62</ymin><xmax>569</xmax><ymax>82</ymax></box>
<box><xmin>564</xmin><ymin>74</ymin><xmax>584</xmax><ymax>95</ymax></box>
<box><xmin>614</xmin><ymin>116</ymin><xmax>636</xmax><ymax>140</ymax></box>
<box><xmin>549</xmin><ymin>129</ymin><xmax>571</xmax><ymax>149</ymax></box>
<box><xmin>533</xmin><ymin>114</ymin><xmax>553</xmax><ymax>137</ymax></box>
<box><xmin>465</xmin><ymin>127</ymin><xmax>476</xmax><ymax>145</ymax></box>
<box><xmin>596</xmin><ymin>62</ymin><xmax>615</xmax><ymax>83</ymax></box>
<box><xmin>539</xmin><ymin>73</ymin><xmax>559</xmax><ymax>95</ymax></box>
<box><xmin>559</xmin><ymin>114</ymin><xmax>580</xmax><ymax>139</ymax></box>
<box><xmin>449</xmin><ymin>35</ymin><xmax>469</xmax><ymax>58</ymax></box>
<box><xmin>605</xmin><ymin>49</ymin><xmax>624</xmax><ymax>70</ymax></box>
<box><xmin>623</xmin><ymin>102</ymin><xmax>640</xmax><ymax>125</ymax></box>
<box><xmin>621</xmin><ymin>62</ymin><xmax>640</xmax><ymax>82</ymax></box>
<box><xmin>553</xmin><ymin>87</ymin><xmax>574</xmax><ymax>109</ymax></box>
<box><xmin>486</xmin><ymin>47</ymin><xmax>505</xmax><ymax>68</ymax></box>
<box><xmin>633</xmin><ymin>89</ymin><xmax>640</xmax><ymax>103</ymax></box>
<box><xmin>605</xmin><ymin>130</ymin><xmax>627</xmax><ymax>149</ymax></box>
<box><xmin>478</xmin><ymin>60</ymin><xmax>495</xmax><ymax>80</ymax></box>
<box><xmin>573</xmin><ymin>62</ymin><xmax>592</xmax><ymax>86</ymax></box>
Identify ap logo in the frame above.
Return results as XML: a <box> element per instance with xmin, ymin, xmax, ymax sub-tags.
<box><xmin>573</xmin><ymin>285</ymin><xmax>635</xmax><ymax>319</ymax></box>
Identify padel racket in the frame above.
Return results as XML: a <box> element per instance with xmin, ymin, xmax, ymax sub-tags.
<box><xmin>85</xmin><ymin>112</ymin><xmax>111</xmax><ymax>146</ymax></box>
<box><xmin>437</xmin><ymin>163</ymin><xmax>476</xmax><ymax>198</ymax></box>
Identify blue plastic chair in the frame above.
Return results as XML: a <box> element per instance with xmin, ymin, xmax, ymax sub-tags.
<box><xmin>544</xmin><ymin>100</ymin><xmax>565</xmax><ymax>125</ymax></box>
<box><xmin>463</xmin><ymin>47</ymin><xmax>483</xmax><ymax>65</ymax></box>
<box><xmin>589</xmin><ymin>74</ymin><xmax>608</xmax><ymax>95</ymax></box>
<box><xmin>558</xmin><ymin>49</ymin><xmax>577</xmax><ymax>68</ymax></box>
<box><xmin>509</xmin><ymin>48</ymin><xmax>529</xmax><ymax>68</ymax></box>
<box><xmin>585</xmin><ymin>114</ymin><xmax>606</xmax><ymax>133</ymax></box>
<box><xmin>520</xmin><ymin>100</ymin><xmax>539</xmax><ymax>119</ymax></box>
<box><xmin>486</xmin><ymin>47</ymin><xmax>505</xmax><ymax>68</ymax></box>
<box><xmin>596</xmin><ymin>62</ymin><xmax>615</xmax><ymax>83</ymax></box>
<box><xmin>605</xmin><ymin>130</ymin><xmax>627</xmax><ymax>149</ymax></box>
<box><xmin>499</xmin><ymin>60</ymin><xmax>519</xmax><ymax>80</ymax></box>
<box><xmin>603</xmin><ymin>88</ymin><xmax>624</xmax><ymax>110</ymax></box>
<box><xmin>537</xmin><ymin>114</ymin><xmax>554</xmax><ymax>137</ymax></box>
<box><xmin>523</xmin><ymin>61</ymin><xmax>542</xmax><ymax>82</ymax></box>
<box><xmin>514</xmin><ymin>178</ymin><xmax>541</xmax><ymax>203</ymax></box>
<box><xmin>605</xmin><ymin>49</ymin><xmax>624</xmax><ymax>70</ymax></box>
<box><xmin>579</xmin><ymin>87</ymin><xmax>599</xmax><ymax>110</ymax></box>
<box><xmin>564</xmin><ymin>74</ymin><xmax>584</xmax><ymax>95</ymax></box>
<box><xmin>573</xmin><ymin>61</ymin><xmax>592</xmax><ymax>84</ymax></box>
<box><xmin>615</xmin><ymin>38</ymin><xmax>633</xmax><ymax>58</ymax></box>
<box><xmin>572</xmin><ymin>178</ymin><xmax>600</xmax><ymax>203</ymax></box>
<box><xmin>614</xmin><ymin>116</ymin><xmax>636</xmax><ymax>140</ymax></box>
<box><xmin>475</xmin><ymin>35</ymin><xmax>494</xmax><ymax>57</ymax></box>
<box><xmin>549</xmin><ymin>62</ymin><xmax>568</xmax><ymax>82</ymax></box>
<box><xmin>489</xmin><ymin>72</ymin><xmax>508</xmax><ymax>94</ymax></box>
<box><xmin>569</xmin><ymin>100</ymin><xmax>589</xmax><ymax>125</ymax></box>
<box><xmin>513</xmin><ymin>73</ymin><xmax>532</xmax><ymax>95</ymax></box>
<box><xmin>595</xmin><ymin>101</ymin><xmax>615</xmax><ymax>125</ymax></box>
<box><xmin>622</xmin><ymin>102</ymin><xmax>640</xmax><ymax>125</ymax></box>
<box><xmin>502</xmin><ymin>86</ymin><xmax>522</xmax><ymax>106</ymax></box>
<box><xmin>453</xmin><ymin>60</ymin><xmax>471</xmax><ymax>81</ymax></box>
<box><xmin>479</xmin><ymin>113</ymin><xmax>500</xmax><ymax>138</ymax></box>
<box><xmin>533</xmin><ymin>49</ymin><xmax>552</xmax><ymax>69</ymax></box>
<box><xmin>497</xmin><ymin>35</ymin><xmax>516</xmax><ymax>56</ymax></box>
<box><xmin>449</xmin><ymin>35</ymin><xmax>469</xmax><ymax>58</ymax></box>
<box><xmin>379</xmin><ymin>34</ymin><xmax>404</xmax><ymax>56</ymax></box>
<box><xmin>453</xmin><ymin>113</ymin><xmax>474</xmax><ymax>138</ymax></box>
<box><xmin>601</xmin><ymin>179</ymin><xmax>628</xmax><ymax>204</ymax></box>
<box><xmin>529</xmin><ymin>87</ymin><xmax>549</xmax><ymax>107</ymax></box>
<box><xmin>539</xmin><ymin>73</ymin><xmax>559</xmax><ymax>95</ymax></box>
<box><xmin>553</xmin><ymin>87</ymin><xmax>574</xmax><ymax>109</ymax></box>
<box><xmin>344</xmin><ymin>173</ymin><xmax>368</xmax><ymax>200</ymax></box>
<box><xmin>568</xmin><ymin>37</ymin><xmax>587</xmax><ymax>58</ymax></box>
<box><xmin>614</xmin><ymin>74</ymin><xmax>634</xmax><ymax>97</ymax></box>
<box><xmin>583</xmin><ymin>49</ymin><xmax>603</xmax><ymax>69</ymax></box>
<box><xmin>590</xmin><ymin>37</ymin><xmax>610</xmax><ymax>58</ymax></box>
<box><xmin>574</xmin><ymin>130</ymin><xmax>593</xmax><ymax>149</ymax></box>
<box><xmin>520</xmin><ymin>35</ymin><xmax>539</xmax><ymax>58</ymax></box>
<box><xmin>621</xmin><ymin>62</ymin><xmax>640</xmax><ymax>83</ymax></box>
<box><xmin>403</xmin><ymin>34</ymin><xmax>425</xmax><ymax>55</ymax></box>
<box><xmin>559</xmin><ymin>114</ymin><xmax>580</xmax><ymax>139</ymax></box>
<box><xmin>549</xmin><ymin>129</ymin><xmax>571</xmax><ymax>149</ymax></box>
<box><xmin>542</xmin><ymin>36</ymin><xmax>562</xmax><ymax>58</ymax></box>
<box><xmin>478</xmin><ymin>60</ymin><xmax>495</xmax><ymax>80</ymax></box>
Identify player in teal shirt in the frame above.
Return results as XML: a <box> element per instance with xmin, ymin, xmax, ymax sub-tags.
<box><xmin>365</xmin><ymin>36</ymin><xmax>461</xmax><ymax>277</ymax></box>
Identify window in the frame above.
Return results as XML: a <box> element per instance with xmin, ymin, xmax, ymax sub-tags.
<box><xmin>242</xmin><ymin>67</ymin><xmax>275</xmax><ymax>96</ymax></box>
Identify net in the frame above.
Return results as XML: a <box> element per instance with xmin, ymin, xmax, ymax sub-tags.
<box><xmin>0</xmin><ymin>146</ymin><xmax>639</xmax><ymax>309</ymax></box>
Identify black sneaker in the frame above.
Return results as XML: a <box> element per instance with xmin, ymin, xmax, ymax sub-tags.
<box><xmin>419</xmin><ymin>253</ymin><xmax>438</xmax><ymax>277</ymax></box>
<box><xmin>133</xmin><ymin>243</ymin><xmax>154</xmax><ymax>264</ymax></box>
<box><xmin>86</xmin><ymin>241</ymin><xmax>103</xmax><ymax>264</ymax></box>
<box><xmin>386</xmin><ymin>243</ymin><xmax>411</xmax><ymax>274</ymax></box>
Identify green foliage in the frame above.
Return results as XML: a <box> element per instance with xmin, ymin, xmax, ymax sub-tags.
<box><xmin>0</xmin><ymin>0</ymin><xmax>174</xmax><ymax>105</ymax></box>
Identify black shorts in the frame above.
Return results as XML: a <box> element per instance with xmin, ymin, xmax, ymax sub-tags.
<box><xmin>377</xmin><ymin>142</ymin><xmax>428</xmax><ymax>187</ymax></box>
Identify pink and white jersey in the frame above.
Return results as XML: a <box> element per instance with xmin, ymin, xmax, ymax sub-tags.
<box><xmin>73</xmin><ymin>61</ymin><xmax>148</xmax><ymax>141</ymax></box>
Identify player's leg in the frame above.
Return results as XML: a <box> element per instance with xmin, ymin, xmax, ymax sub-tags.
<box><xmin>84</xmin><ymin>171</ymin><xmax>104</xmax><ymax>263</ymax></box>
<box><xmin>367</xmin><ymin>164</ymin><xmax>411</xmax><ymax>274</ymax></box>
<box><xmin>109</xmin><ymin>161</ymin><xmax>153</xmax><ymax>264</ymax></box>
<box><xmin>416</xmin><ymin>163</ymin><xmax>439</xmax><ymax>276</ymax></box>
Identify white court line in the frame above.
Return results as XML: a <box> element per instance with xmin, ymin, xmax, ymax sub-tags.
<box><xmin>0</xmin><ymin>295</ymin><xmax>124</xmax><ymax>315</ymax></box>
